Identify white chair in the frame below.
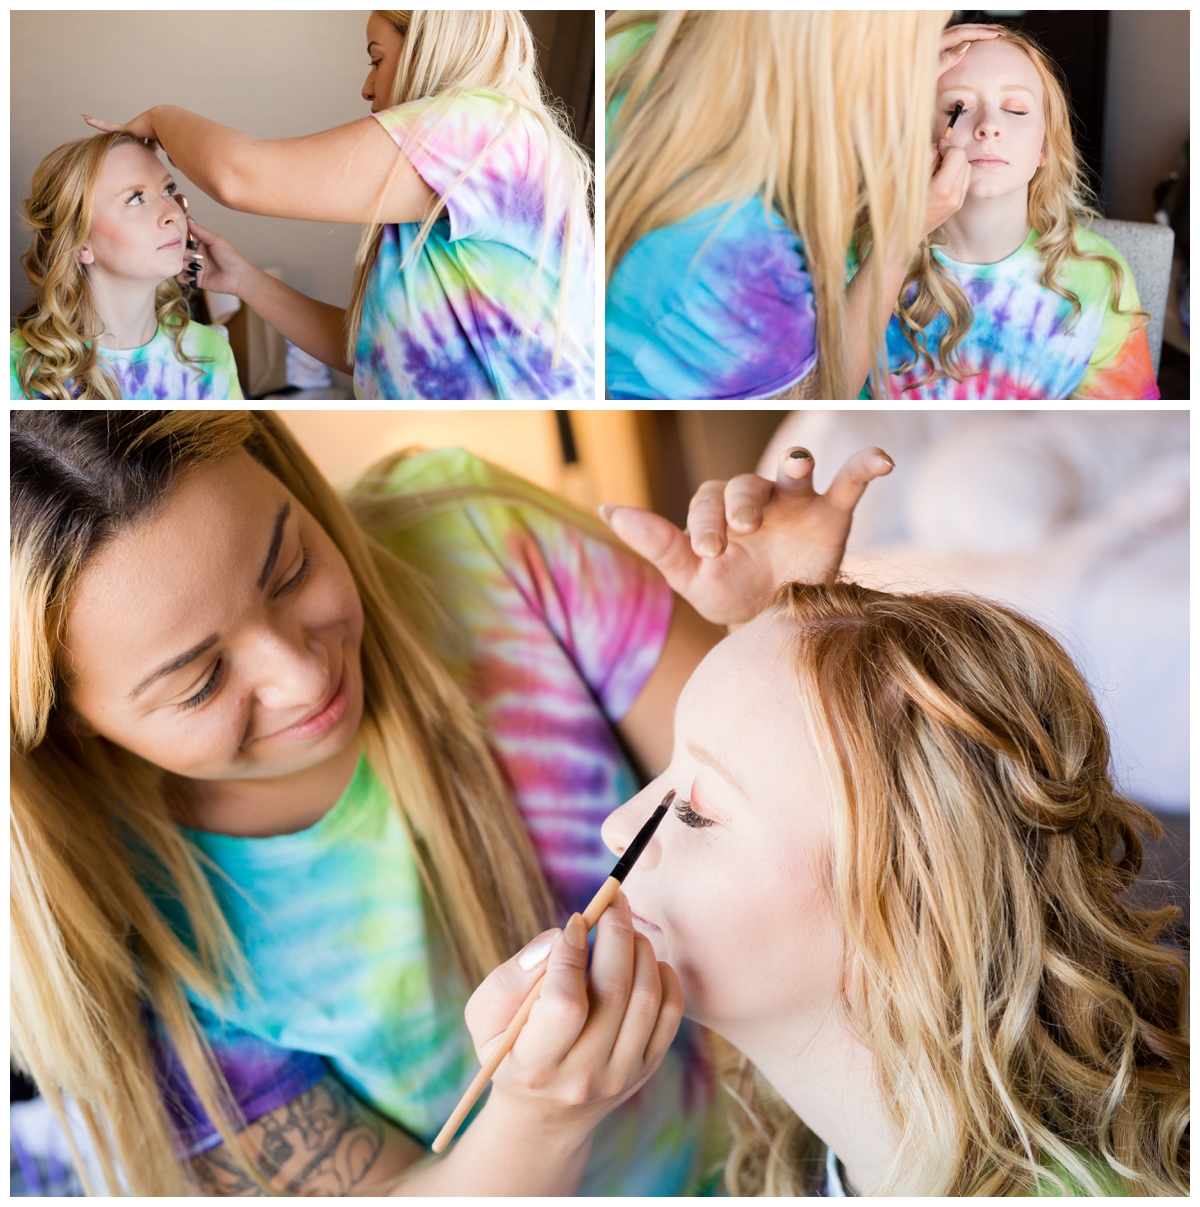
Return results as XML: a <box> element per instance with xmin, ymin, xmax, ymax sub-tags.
<box><xmin>1091</xmin><ymin>218</ymin><xmax>1175</xmax><ymax>376</ymax></box>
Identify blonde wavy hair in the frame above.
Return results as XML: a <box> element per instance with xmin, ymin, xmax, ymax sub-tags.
<box><xmin>10</xmin><ymin>411</ymin><xmax>558</xmax><ymax>1195</ymax></box>
<box><xmin>13</xmin><ymin>133</ymin><xmax>202</xmax><ymax>400</ymax></box>
<box><xmin>895</xmin><ymin>27</ymin><xmax>1148</xmax><ymax>389</ymax></box>
<box><xmin>605</xmin><ymin>10</ymin><xmax>946</xmax><ymax>400</ymax></box>
<box><xmin>344</xmin><ymin>9</ymin><xmax>593</xmax><ymax>365</ymax></box>
<box><xmin>721</xmin><ymin>580</ymin><xmax>1188</xmax><ymax>1195</ymax></box>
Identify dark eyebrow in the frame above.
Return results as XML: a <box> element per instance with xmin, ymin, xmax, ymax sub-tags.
<box><xmin>129</xmin><ymin>633</ymin><xmax>219</xmax><ymax>699</ymax></box>
<box><xmin>257</xmin><ymin>501</ymin><xmax>290</xmax><ymax>589</ymax></box>
<box><xmin>368</xmin><ymin>39</ymin><xmax>385</xmax><ymax>50</ymax></box>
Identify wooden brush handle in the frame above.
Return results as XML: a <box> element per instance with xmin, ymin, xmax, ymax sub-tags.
<box><xmin>429</xmin><ymin>876</ymin><xmax>622</xmax><ymax>1153</ymax></box>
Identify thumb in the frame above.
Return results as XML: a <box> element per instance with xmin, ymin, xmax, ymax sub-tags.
<box><xmin>600</xmin><ymin>504</ymin><xmax>699</xmax><ymax>594</ymax></box>
<box><xmin>463</xmin><ymin>926</ymin><xmax>562</xmax><ymax>1049</ymax></box>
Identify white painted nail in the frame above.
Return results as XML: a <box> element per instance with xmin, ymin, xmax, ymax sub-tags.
<box><xmin>518</xmin><ymin>932</ymin><xmax>560</xmax><ymax>971</ymax></box>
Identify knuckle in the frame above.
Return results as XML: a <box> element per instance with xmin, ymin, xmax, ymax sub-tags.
<box><xmin>591</xmin><ymin>973</ymin><xmax>632</xmax><ymax>1010</ymax></box>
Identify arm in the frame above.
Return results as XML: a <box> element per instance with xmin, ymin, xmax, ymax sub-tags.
<box><xmin>191</xmin><ymin>904</ymin><xmax>680</xmax><ymax>1196</ymax></box>
<box><xmin>181</xmin><ymin>217</ymin><xmax>352</xmax><ymax>375</ymax></box>
<box><xmin>85</xmin><ymin>106</ymin><xmax>438</xmax><ymax>225</ymax></box>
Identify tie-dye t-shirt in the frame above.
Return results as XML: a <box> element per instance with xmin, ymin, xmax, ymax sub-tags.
<box><xmin>604</xmin><ymin>22</ymin><xmax>818</xmax><ymax>400</ymax></box>
<box><xmin>10</xmin><ymin>322</ymin><xmax>242</xmax><ymax>400</ymax></box>
<box><xmin>870</xmin><ymin>227</ymin><xmax>1159</xmax><ymax>400</ymax></box>
<box><xmin>355</xmin><ymin>91</ymin><xmax>594</xmax><ymax>401</ymax></box>
<box><xmin>153</xmin><ymin>449</ymin><xmax>717</xmax><ymax>1195</ymax></box>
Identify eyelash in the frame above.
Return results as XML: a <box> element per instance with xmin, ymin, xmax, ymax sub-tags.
<box><xmin>674</xmin><ymin>797</ymin><xmax>714</xmax><ymax>829</ymax></box>
<box><xmin>943</xmin><ymin>106</ymin><xmax>1029</xmax><ymax>116</ymax></box>
<box><xmin>177</xmin><ymin>550</ymin><xmax>312</xmax><ymax>712</ymax></box>
<box><xmin>181</xmin><ymin>660</ymin><xmax>222</xmax><ymax>710</ymax></box>
<box><xmin>127</xmin><ymin>182</ymin><xmax>179</xmax><ymax>207</ymax></box>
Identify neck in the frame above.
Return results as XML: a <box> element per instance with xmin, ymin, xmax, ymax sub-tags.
<box><xmin>172</xmin><ymin>737</ymin><xmax>363</xmax><ymax>837</ymax></box>
<box><xmin>719</xmin><ymin>1008</ymin><xmax>898</xmax><ymax>1195</ymax></box>
<box><xmin>85</xmin><ymin>266</ymin><xmax>163</xmax><ymax>350</ymax></box>
<box><xmin>938</xmin><ymin>188</ymin><xmax>1032</xmax><ymax>265</ymax></box>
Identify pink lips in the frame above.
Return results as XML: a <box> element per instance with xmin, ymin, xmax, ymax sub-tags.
<box><xmin>262</xmin><ymin>666</ymin><xmax>349</xmax><ymax>744</ymax></box>
<box><xmin>630</xmin><ymin>910</ymin><xmax>662</xmax><ymax>936</ymax></box>
<box><xmin>969</xmin><ymin>157</ymin><xmax>1008</xmax><ymax>167</ymax></box>
<box><xmin>158</xmin><ymin>237</ymin><xmax>183</xmax><ymax>250</ymax></box>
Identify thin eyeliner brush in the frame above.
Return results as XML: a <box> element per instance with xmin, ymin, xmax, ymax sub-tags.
<box><xmin>431</xmin><ymin>789</ymin><xmax>676</xmax><ymax>1154</ymax></box>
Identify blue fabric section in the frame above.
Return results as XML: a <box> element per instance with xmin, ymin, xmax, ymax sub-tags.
<box><xmin>606</xmin><ymin>198</ymin><xmax>818</xmax><ymax>400</ymax></box>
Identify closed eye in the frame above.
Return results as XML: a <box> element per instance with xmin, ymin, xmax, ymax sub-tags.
<box><xmin>276</xmin><ymin>549</ymin><xmax>313</xmax><ymax>597</ymax></box>
<box><xmin>180</xmin><ymin>659</ymin><xmax>223</xmax><ymax>711</ymax></box>
<box><xmin>674</xmin><ymin>797</ymin><xmax>714</xmax><ymax>829</ymax></box>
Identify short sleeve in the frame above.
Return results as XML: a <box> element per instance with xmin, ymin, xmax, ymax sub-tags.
<box><xmin>1072</xmin><ymin>247</ymin><xmax>1160</xmax><ymax>400</ymax></box>
<box><xmin>371</xmin><ymin>449</ymin><xmax>675</xmax><ymax>724</ymax></box>
<box><xmin>147</xmin><ymin>1004</ymin><xmax>326</xmax><ymax>1159</ymax></box>
<box><xmin>372</xmin><ymin>91</ymin><xmax>548</xmax><ymax>252</ymax></box>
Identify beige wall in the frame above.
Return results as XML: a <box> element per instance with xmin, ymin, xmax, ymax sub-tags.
<box><xmin>10</xmin><ymin>8</ymin><xmax>372</xmax><ymax>374</ymax></box>
<box><xmin>277</xmin><ymin>411</ymin><xmax>652</xmax><ymax>512</ymax></box>
<box><xmin>1103</xmin><ymin>10</ymin><xmax>1190</xmax><ymax>221</ymax></box>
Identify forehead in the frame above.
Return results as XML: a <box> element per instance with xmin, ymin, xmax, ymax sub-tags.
<box><xmin>366</xmin><ymin>12</ymin><xmax>400</xmax><ymax>42</ymax></box>
<box><xmin>940</xmin><ymin>38</ymin><xmax>1044</xmax><ymax>97</ymax></box>
<box><xmin>99</xmin><ymin>142</ymin><xmax>168</xmax><ymax>189</ymax></box>
<box><xmin>64</xmin><ymin>454</ymin><xmax>286</xmax><ymax>677</ymax></box>
<box><xmin>676</xmin><ymin>615</ymin><xmax>815</xmax><ymax>795</ymax></box>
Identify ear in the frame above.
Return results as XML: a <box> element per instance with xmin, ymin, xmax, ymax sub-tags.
<box><xmin>76</xmin><ymin>245</ymin><xmax>95</xmax><ymax>266</ymax></box>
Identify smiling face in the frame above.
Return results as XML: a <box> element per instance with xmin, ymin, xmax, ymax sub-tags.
<box><xmin>63</xmin><ymin>451</ymin><xmax>366</xmax><ymax>791</ymax></box>
<box><xmin>362</xmin><ymin>11</ymin><xmax>405</xmax><ymax>112</ymax></box>
<box><xmin>600</xmin><ymin>615</ymin><xmax>845</xmax><ymax>1038</ymax></box>
<box><xmin>937</xmin><ymin>38</ymin><xmax>1047</xmax><ymax>200</ymax></box>
<box><xmin>76</xmin><ymin>141</ymin><xmax>187</xmax><ymax>281</ymax></box>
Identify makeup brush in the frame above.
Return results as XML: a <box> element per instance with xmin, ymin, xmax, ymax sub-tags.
<box><xmin>173</xmin><ymin>193</ymin><xmax>202</xmax><ymax>287</ymax></box>
<box><xmin>943</xmin><ymin>100</ymin><xmax>965</xmax><ymax>141</ymax></box>
<box><xmin>431</xmin><ymin>789</ymin><xmax>676</xmax><ymax>1154</ymax></box>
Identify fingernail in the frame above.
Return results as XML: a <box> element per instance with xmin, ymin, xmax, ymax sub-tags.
<box><xmin>695</xmin><ymin>532</ymin><xmax>722</xmax><ymax>558</ymax></box>
<box><xmin>731</xmin><ymin>505</ymin><xmax>757</xmax><ymax>529</ymax></box>
<box><xmin>518</xmin><ymin>930</ymin><xmax>561</xmax><ymax>970</ymax></box>
<box><xmin>878</xmin><ymin>452</ymin><xmax>895</xmax><ymax>468</ymax></box>
<box><xmin>597</xmin><ymin>503</ymin><xmax>616</xmax><ymax>525</ymax></box>
<box><xmin>564</xmin><ymin>914</ymin><xmax>587</xmax><ymax>949</ymax></box>
<box><xmin>788</xmin><ymin>448</ymin><xmax>813</xmax><ymax>461</ymax></box>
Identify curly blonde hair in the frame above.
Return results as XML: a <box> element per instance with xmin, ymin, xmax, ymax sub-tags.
<box><xmin>895</xmin><ymin>28</ymin><xmax>1147</xmax><ymax>390</ymax></box>
<box><xmin>13</xmin><ymin>132</ymin><xmax>200</xmax><ymax>400</ymax></box>
<box><xmin>721</xmin><ymin>580</ymin><xmax>1188</xmax><ymax>1195</ymax></box>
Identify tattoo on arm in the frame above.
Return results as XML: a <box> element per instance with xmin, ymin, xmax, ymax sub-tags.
<box><xmin>190</xmin><ymin>1075</ymin><xmax>388</xmax><ymax>1196</ymax></box>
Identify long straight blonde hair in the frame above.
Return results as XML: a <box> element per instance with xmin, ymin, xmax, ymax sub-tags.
<box><xmin>895</xmin><ymin>28</ymin><xmax>1147</xmax><ymax>389</ymax></box>
<box><xmin>13</xmin><ymin>133</ymin><xmax>201</xmax><ymax>400</ymax></box>
<box><xmin>10</xmin><ymin>411</ymin><xmax>557</xmax><ymax>1195</ymax></box>
<box><xmin>344</xmin><ymin>9</ymin><xmax>593</xmax><ymax>365</ymax></box>
<box><xmin>722</xmin><ymin>581</ymin><xmax>1188</xmax><ymax>1195</ymax></box>
<box><xmin>605</xmin><ymin>10</ymin><xmax>946</xmax><ymax>400</ymax></box>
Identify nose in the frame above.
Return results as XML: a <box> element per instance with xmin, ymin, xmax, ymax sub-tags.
<box><xmin>249</xmin><ymin>627</ymin><xmax>332</xmax><ymax>717</ymax></box>
<box><xmin>362</xmin><ymin>73</ymin><xmax>373</xmax><ymax>104</ymax></box>
<box><xmin>601</xmin><ymin>791</ymin><xmax>665</xmax><ymax>869</ymax></box>
<box><xmin>974</xmin><ymin>108</ymin><xmax>1002</xmax><ymax>140</ymax></box>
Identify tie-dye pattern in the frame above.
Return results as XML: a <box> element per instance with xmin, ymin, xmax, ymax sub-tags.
<box><xmin>154</xmin><ymin>450</ymin><xmax>717</xmax><ymax>1193</ymax></box>
<box><xmin>355</xmin><ymin>91</ymin><xmax>594</xmax><ymax>400</ymax></box>
<box><xmin>606</xmin><ymin>199</ymin><xmax>819</xmax><ymax>400</ymax></box>
<box><xmin>871</xmin><ymin>228</ymin><xmax>1159</xmax><ymax>400</ymax></box>
<box><xmin>604</xmin><ymin>21</ymin><xmax>818</xmax><ymax>401</ymax></box>
<box><xmin>10</xmin><ymin>323</ymin><xmax>242</xmax><ymax>400</ymax></box>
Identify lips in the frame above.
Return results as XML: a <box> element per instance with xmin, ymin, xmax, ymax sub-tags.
<box><xmin>630</xmin><ymin>910</ymin><xmax>662</xmax><ymax>936</ymax></box>
<box><xmin>969</xmin><ymin>157</ymin><xmax>1008</xmax><ymax>167</ymax></box>
<box><xmin>158</xmin><ymin>237</ymin><xmax>183</xmax><ymax>250</ymax></box>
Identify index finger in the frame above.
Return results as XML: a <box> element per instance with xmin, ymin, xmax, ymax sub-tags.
<box><xmin>822</xmin><ymin>446</ymin><xmax>894</xmax><ymax>514</ymax></box>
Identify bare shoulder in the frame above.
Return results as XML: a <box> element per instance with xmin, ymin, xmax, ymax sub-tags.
<box><xmin>189</xmin><ymin>1073</ymin><xmax>424</xmax><ymax>1196</ymax></box>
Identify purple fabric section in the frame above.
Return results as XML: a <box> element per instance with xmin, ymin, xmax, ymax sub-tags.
<box><xmin>149</xmin><ymin>1007</ymin><xmax>327</xmax><ymax>1159</ymax></box>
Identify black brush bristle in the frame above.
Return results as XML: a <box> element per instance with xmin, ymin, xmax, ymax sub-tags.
<box><xmin>611</xmin><ymin>790</ymin><xmax>675</xmax><ymax>884</ymax></box>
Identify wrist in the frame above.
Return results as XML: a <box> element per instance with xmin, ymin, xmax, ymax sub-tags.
<box><xmin>480</xmin><ymin>1087</ymin><xmax>597</xmax><ymax>1153</ymax></box>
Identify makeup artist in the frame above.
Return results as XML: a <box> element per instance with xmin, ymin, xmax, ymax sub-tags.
<box><xmin>83</xmin><ymin>12</ymin><xmax>594</xmax><ymax>400</ymax></box>
<box><xmin>12</xmin><ymin>411</ymin><xmax>893</xmax><ymax>1195</ymax></box>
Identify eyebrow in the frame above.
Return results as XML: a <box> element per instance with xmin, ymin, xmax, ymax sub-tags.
<box><xmin>685</xmin><ymin>739</ymin><xmax>748</xmax><ymax>800</ymax></box>
<box><xmin>939</xmin><ymin>84</ymin><xmax>1037</xmax><ymax>96</ymax></box>
<box><xmin>129</xmin><ymin>633</ymin><xmax>219</xmax><ymax>699</ymax></box>
<box><xmin>367</xmin><ymin>40</ymin><xmax>385</xmax><ymax>50</ymax></box>
<box><xmin>257</xmin><ymin>501</ymin><xmax>290</xmax><ymax>589</ymax></box>
<box><xmin>128</xmin><ymin>501</ymin><xmax>291</xmax><ymax>699</ymax></box>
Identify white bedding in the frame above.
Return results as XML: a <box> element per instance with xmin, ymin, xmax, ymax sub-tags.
<box><xmin>760</xmin><ymin>411</ymin><xmax>1189</xmax><ymax>812</ymax></box>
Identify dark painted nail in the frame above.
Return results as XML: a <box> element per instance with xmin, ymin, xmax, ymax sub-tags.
<box><xmin>788</xmin><ymin>448</ymin><xmax>813</xmax><ymax>460</ymax></box>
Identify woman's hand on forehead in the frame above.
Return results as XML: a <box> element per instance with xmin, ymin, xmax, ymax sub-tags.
<box><xmin>937</xmin><ymin>23</ymin><xmax>1003</xmax><ymax>73</ymax></box>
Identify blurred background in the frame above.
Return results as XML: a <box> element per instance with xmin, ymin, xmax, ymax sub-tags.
<box><xmin>9</xmin><ymin>10</ymin><xmax>594</xmax><ymax>399</ymax></box>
